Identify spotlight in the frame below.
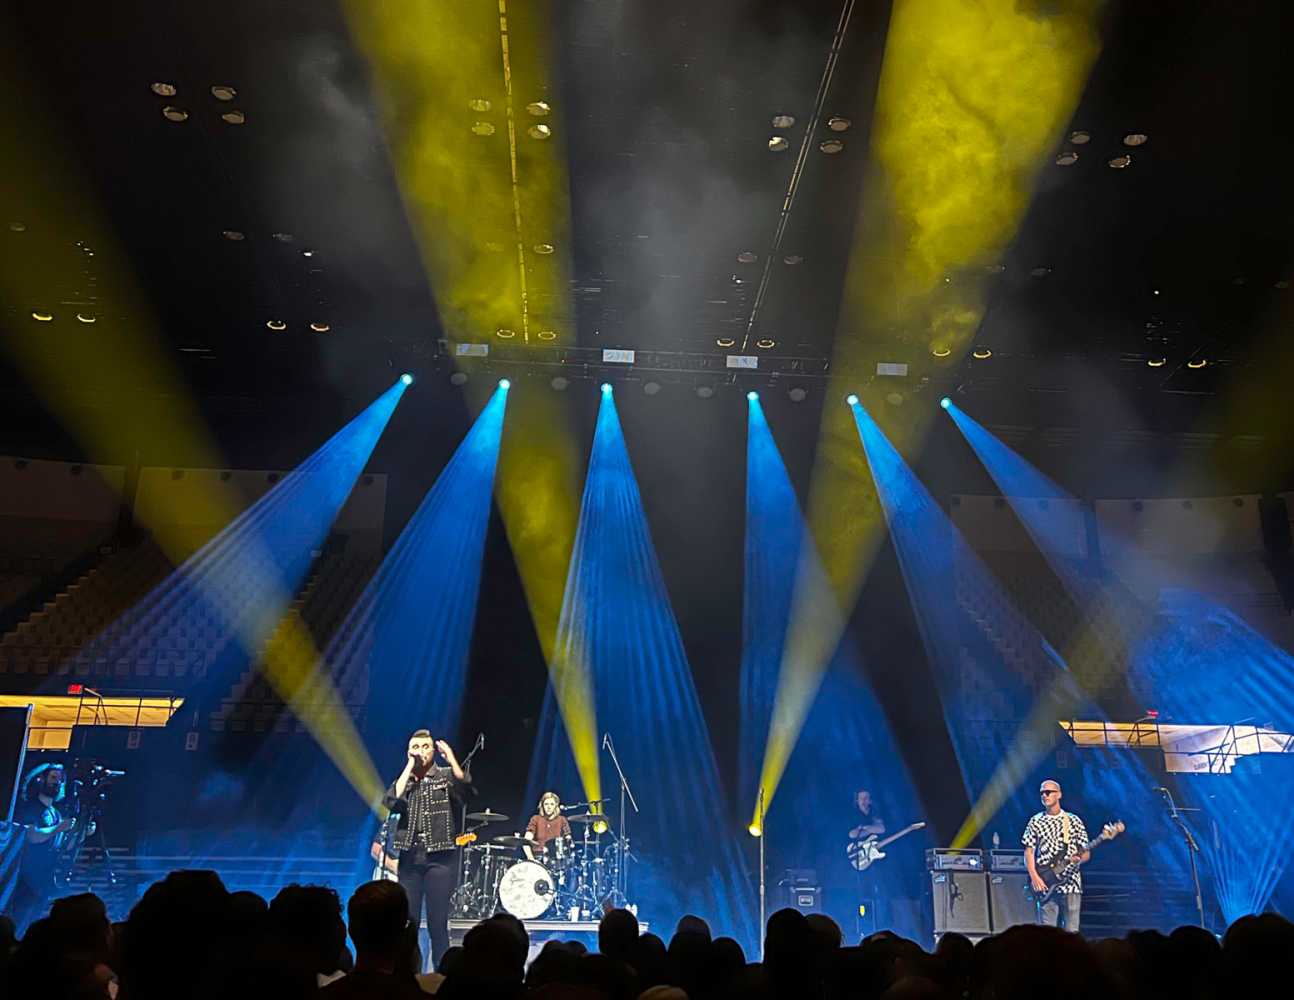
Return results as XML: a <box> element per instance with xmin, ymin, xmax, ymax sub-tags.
<box><xmin>940</xmin><ymin>397</ymin><xmax>951</xmax><ymax>409</ymax></box>
<box><xmin>498</xmin><ymin>378</ymin><xmax>511</xmax><ymax>389</ymax></box>
<box><xmin>748</xmin><ymin>823</ymin><xmax>763</xmax><ymax>838</ymax></box>
<box><xmin>846</xmin><ymin>394</ymin><xmax>859</xmax><ymax>406</ymax></box>
<box><xmin>400</xmin><ymin>373</ymin><xmax>415</xmax><ymax>386</ymax></box>
<box><xmin>747</xmin><ymin>391</ymin><xmax>759</xmax><ymax>401</ymax></box>
<box><xmin>593</xmin><ymin>819</ymin><xmax>609</xmax><ymax>835</ymax></box>
<box><xmin>643</xmin><ymin>381</ymin><xmax>661</xmax><ymax>396</ymax></box>
<box><xmin>600</xmin><ymin>383</ymin><xmax>612</xmax><ymax>394</ymax></box>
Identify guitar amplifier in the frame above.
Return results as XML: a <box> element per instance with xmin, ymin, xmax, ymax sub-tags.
<box><xmin>929</xmin><ymin>870</ymin><xmax>991</xmax><ymax>937</ymax></box>
<box><xmin>989</xmin><ymin>872</ymin><xmax>1036</xmax><ymax>932</ymax></box>
<box><xmin>990</xmin><ymin>850</ymin><xmax>1027</xmax><ymax>871</ymax></box>
<box><xmin>926</xmin><ymin>848</ymin><xmax>984</xmax><ymax>871</ymax></box>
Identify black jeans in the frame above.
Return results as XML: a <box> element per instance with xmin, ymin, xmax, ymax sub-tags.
<box><xmin>398</xmin><ymin>848</ymin><xmax>458</xmax><ymax>969</ymax></box>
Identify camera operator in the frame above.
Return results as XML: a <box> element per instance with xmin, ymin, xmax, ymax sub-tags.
<box><xmin>11</xmin><ymin>762</ymin><xmax>77</xmax><ymax>931</ymax></box>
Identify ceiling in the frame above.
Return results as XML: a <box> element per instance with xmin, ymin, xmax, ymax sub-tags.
<box><xmin>1</xmin><ymin>0</ymin><xmax>1292</xmax><ymax>436</ymax></box>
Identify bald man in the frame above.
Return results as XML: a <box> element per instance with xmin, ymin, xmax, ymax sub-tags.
<box><xmin>1022</xmin><ymin>779</ymin><xmax>1090</xmax><ymax>931</ymax></box>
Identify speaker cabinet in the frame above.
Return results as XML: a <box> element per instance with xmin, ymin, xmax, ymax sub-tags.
<box><xmin>930</xmin><ymin>871</ymin><xmax>990</xmax><ymax>937</ymax></box>
<box><xmin>989</xmin><ymin>872</ymin><xmax>1036</xmax><ymax>932</ymax></box>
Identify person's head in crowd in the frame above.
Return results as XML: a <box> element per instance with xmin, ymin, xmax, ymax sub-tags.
<box><xmin>1222</xmin><ymin>913</ymin><xmax>1294</xmax><ymax>993</ymax></box>
<box><xmin>524</xmin><ymin>940</ymin><xmax>581</xmax><ymax>991</ymax></box>
<box><xmin>673</xmin><ymin>914</ymin><xmax>711</xmax><ymax>942</ymax></box>
<box><xmin>437</xmin><ymin>945</ymin><xmax>465</xmax><ymax>978</ymax></box>
<box><xmin>457</xmin><ymin>914</ymin><xmax>529</xmax><ymax>984</ymax></box>
<box><xmin>666</xmin><ymin>925</ymin><xmax>711</xmax><ymax>997</ymax></box>
<box><xmin>345</xmin><ymin>880</ymin><xmax>411</xmax><ymax>972</ymax></box>
<box><xmin>598</xmin><ymin>907</ymin><xmax>639</xmax><ymax>965</ymax></box>
<box><xmin>268</xmin><ymin>884</ymin><xmax>347</xmax><ymax>977</ymax></box>
<box><xmin>806</xmin><ymin>913</ymin><xmax>843</xmax><ymax>952</ymax></box>
<box><xmin>629</xmin><ymin>931</ymin><xmax>668</xmax><ymax>990</ymax></box>
<box><xmin>577</xmin><ymin>952</ymin><xmax>638</xmax><ymax>1000</ymax></box>
<box><xmin>118</xmin><ymin>869</ymin><xmax>232</xmax><ymax>1000</ymax></box>
<box><xmin>49</xmin><ymin>893</ymin><xmax>113</xmax><ymax>964</ymax></box>
<box><xmin>764</xmin><ymin>907</ymin><xmax>814</xmax><ymax>972</ymax></box>
<box><xmin>698</xmin><ymin>935</ymin><xmax>747</xmax><ymax>997</ymax></box>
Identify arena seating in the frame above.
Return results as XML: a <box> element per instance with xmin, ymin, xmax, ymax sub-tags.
<box><xmin>208</xmin><ymin>552</ymin><xmax>381</xmax><ymax>733</ymax></box>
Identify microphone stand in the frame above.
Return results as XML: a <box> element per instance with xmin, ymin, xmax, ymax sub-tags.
<box><xmin>455</xmin><ymin>735</ymin><xmax>486</xmax><ymax>899</ymax></box>
<box><xmin>1161</xmin><ymin>786</ymin><xmax>1205</xmax><ymax>929</ymax></box>
<box><xmin>756</xmin><ymin>785</ymin><xmax>766</xmax><ymax>960</ymax></box>
<box><xmin>603</xmin><ymin>733</ymin><xmax>639</xmax><ymax>907</ymax></box>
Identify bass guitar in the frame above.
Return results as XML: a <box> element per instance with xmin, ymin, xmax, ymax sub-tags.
<box><xmin>846</xmin><ymin>821</ymin><xmax>927</xmax><ymax>872</ymax></box>
<box><xmin>1026</xmin><ymin>820</ymin><xmax>1125</xmax><ymax>905</ymax></box>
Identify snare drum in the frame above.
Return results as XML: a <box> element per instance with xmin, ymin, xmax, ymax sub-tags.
<box><xmin>543</xmin><ymin>834</ymin><xmax>574</xmax><ymax>872</ymax></box>
<box><xmin>498</xmin><ymin>859</ymin><xmax>557</xmax><ymax>919</ymax></box>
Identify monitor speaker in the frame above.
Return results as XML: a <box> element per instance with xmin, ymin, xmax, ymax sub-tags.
<box><xmin>989</xmin><ymin>872</ymin><xmax>1036</xmax><ymax>932</ymax></box>
<box><xmin>930</xmin><ymin>870</ymin><xmax>990</xmax><ymax>937</ymax></box>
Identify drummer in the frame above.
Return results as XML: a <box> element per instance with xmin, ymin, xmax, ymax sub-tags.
<box><xmin>523</xmin><ymin>790</ymin><xmax>572</xmax><ymax>863</ymax></box>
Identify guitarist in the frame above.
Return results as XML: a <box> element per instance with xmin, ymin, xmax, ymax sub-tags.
<box><xmin>1022</xmin><ymin>779</ymin><xmax>1090</xmax><ymax>932</ymax></box>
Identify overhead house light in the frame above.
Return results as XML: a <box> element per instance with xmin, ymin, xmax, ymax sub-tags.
<box><xmin>876</xmin><ymin>362</ymin><xmax>909</xmax><ymax>377</ymax></box>
<box><xmin>602</xmin><ymin>348</ymin><xmax>635</xmax><ymax>364</ymax></box>
<box><xmin>455</xmin><ymin>343</ymin><xmax>490</xmax><ymax>357</ymax></box>
<box><xmin>726</xmin><ymin>355</ymin><xmax>758</xmax><ymax>370</ymax></box>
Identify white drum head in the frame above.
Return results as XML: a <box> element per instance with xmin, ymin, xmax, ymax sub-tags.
<box><xmin>498</xmin><ymin>860</ymin><xmax>555</xmax><ymax>919</ymax></box>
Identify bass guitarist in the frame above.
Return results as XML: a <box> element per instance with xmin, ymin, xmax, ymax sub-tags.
<box><xmin>1023</xmin><ymin>779</ymin><xmax>1089</xmax><ymax>931</ymax></box>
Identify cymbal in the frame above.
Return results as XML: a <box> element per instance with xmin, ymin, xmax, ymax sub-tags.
<box><xmin>491</xmin><ymin>835</ymin><xmax>531</xmax><ymax>849</ymax></box>
<box><xmin>466</xmin><ymin>809</ymin><xmax>510</xmax><ymax>823</ymax></box>
<box><xmin>566</xmin><ymin>813</ymin><xmax>608</xmax><ymax>824</ymax></box>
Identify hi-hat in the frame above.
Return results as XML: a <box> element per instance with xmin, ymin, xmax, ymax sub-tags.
<box><xmin>491</xmin><ymin>835</ymin><xmax>531</xmax><ymax>849</ymax></box>
<box><xmin>566</xmin><ymin>813</ymin><xmax>606</xmax><ymax>824</ymax></box>
<box><xmin>466</xmin><ymin>809</ymin><xmax>510</xmax><ymax>823</ymax></box>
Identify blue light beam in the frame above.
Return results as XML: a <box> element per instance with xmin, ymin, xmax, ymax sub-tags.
<box><xmin>528</xmin><ymin>389</ymin><xmax>756</xmax><ymax>950</ymax></box>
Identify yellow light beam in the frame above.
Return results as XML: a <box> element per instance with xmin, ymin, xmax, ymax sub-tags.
<box><xmin>756</xmin><ymin>0</ymin><xmax>1103</xmax><ymax>816</ymax></box>
<box><xmin>346</xmin><ymin>0</ymin><xmax>600</xmax><ymax>802</ymax></box>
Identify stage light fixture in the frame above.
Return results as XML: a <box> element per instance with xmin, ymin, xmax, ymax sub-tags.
<box><xmin>716</xmin><ymin>337</ymin><xmax>736</xmax><ymax>348</ymax></box>
<box><xmin>788</xmin><ymin>387</ymin><xmax>807</xmax><ymax>403</ymax></box>
<box><xmin>468</xmin><ymin>98</ymin><xmax>491</xmax><ymax>112</ymax></box>
<box><xmin>9</xmin><ymin>221</ymin><xmax>27</xmax><ymax>232</ymax></box>
<box><xmin>1108</xmin><ymin>154</ymin><xmax>1132</xmax><ymax>169</ymax></box>
<box><xmin>1069</xmin><ymin>129</ymin><xmax>1091</xmax><ymax>144</ymax></box>
<box><xmin>550</xmin><ymin>376</ymin><xmax>569</xmax><ymax>391</ymax></box>
<box><xmin>150</xmin><ymin>82</ymin><xmax>177</xmax><ymax>97</ymax></box>
<box><xmin>783</xmin><ymin>254</ymin><xmax>803</xmax><ymax>265</ymax></box>
<box><xmin>400</xmin><ymin>373</ymin><xmax>415</xmax><ymax>386</ymax></box>
<box><xmin>1055</xmin><ymin>150</ymin><xmax>1079</xmax><ymax>166</ymax></box>
<box><xmin>846</xmin><ymin>394</ymin><xmax>859</xmax><ymax>406</ymax></box>
<box><xmin>527</xmin><ymin>123</ymin><xmax>552</xmax><ymax>140</ymax></box>
<box><xmin>220</xmin><ymin>110</ymin><xmax>246</xmax><ymax>125</ymax></box>
<box><xmin>768</xmin><ymin>136</ymin><xmax>789</xmax><ymax>152</ymax></box>
<box><xmin>1187</xmin><ymin>358</ymin><xmax>1208</xmax><ymax>369</ymax></box>
<box><xmin>827</xmin><ymin>115</ymin><xmax>851</xmax><ymax>132</ymax></box>
<box><xmin>1123</xmin><ymin>132</ymin><xmax>1148</xmax><ymax>146</ymax></box>
<box><xmin>819</xmin><ymin>138</ymin><xmax>844</xmax><ymax>154</ymax></box>
<box><xmin>593</xmin><ymin>819</ymin><xmax>609</xmax><ymax>835</ymax></box>
<box><xmin>450</xmin><ymin>372</ymin><xmax>468</xmax><ymax>386</ymax></box>
<box><xmin>266</xmin><ymin>319</ymin><xmax>286</xmax><ymax>331</ymax></box>
<box><xmin>272</xmin><ymin>233</ymin><xmax>294</xmax><ymax>242</ymax></box>
<box><xmin>643</xmin><ymin>381</ymin><xmax>661</xmax><ymax>396</ymax></box>
<box><xmin>737</xmin><ymin>251</ymin><xmax>758</xmax><ymax>264</ymax></box>
<box><xmin>309</xmin><ymin>323</ymin><xmax>330</xmax><ymax>333</ymax></box>
<box><xmin>972</xmin><ymin>347</ymin><xmax>992</xmax><ymax>360</ymax></box>
<box><xmin>526</xmin><ymin>101</ymin><xmax>551</xmax><ymax>117</ymax></box>
<box><xmin>747</xmin><ymin>391</ymin><xmax>759</xmax><ymax>401</ymax></box>
<box><xmin>471</xmin><ymin>121</ymin><xmax>496</xmax><ymax>136</ymax></box>
<box><xmin>696</xmin><ymin>386</ymin><xmax>714</xmax><ymax>399</ymax></box>
<box><xmin>31</xmin><ymin>311</ymin><xmax>53</xmax><ymax>322</ymax></box>
<box><xmin>537</xmin><ymin>330</ymin><xmax>557</xmax><ymax>341</ymax></box>
<box><xmin>748</xmin><ymin>823</ymin><xmax>763</xmax><ymax>838</ymax></box>
<box><xmin>600</xmin><ymin>383</ymin><xmax>612</xmax><ymax>394</ymax></box>
<box><xmin>932</xmin><ymin>345</ymin><xmax>952</xmax><ymax>358</ymax></box>
<box><xmin>161</xmin><ymin>106</ymin><xmax>188</xmax><ymax>122</ymax></box>
<box><xmin>533</xmin><ymin>243</ymin><xmax>555</xmax><ymax>254</ymax></box>
<box><xmin>771</xmin><ymin>114</ymin><xmax>795</xmax><ymax>128</ymax></box>
<box><xmin>210</xmin><ymin>85</ymin><xmax>237</xmax><ymax>101</ymax></box>
<box><xmin>76</xmin><ymin>313</ymin><xmax>96</xmax><ymax>324</ymax></box>
<box><xmin>1147</xmin><ymin>357</ymin><xmax>1167</xmax><ymax>367</ymax></box>
<box><xmin>498</xmin><ymin>378</ymin><xmax>511</xmax><ymax>389</ymax></box>
<box><xmin>222</xmin><ymin>230</ymin><xmax>245</xmax><ymax>240</ymax></box>
<box><xmin>940</xmin><ymin>397</ymin><xmax>951</xmax><ymax>409</ymax></box>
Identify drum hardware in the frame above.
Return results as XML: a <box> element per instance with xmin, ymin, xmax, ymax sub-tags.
<box><xmin>490</xmin><ymin>835</ymin><xmax>531</xmax><ymax>849</ymax></box>
<box><xmin>466</xmin><ymin>809</ymin><xmax>510</xmax><ymax>824</ymax></box>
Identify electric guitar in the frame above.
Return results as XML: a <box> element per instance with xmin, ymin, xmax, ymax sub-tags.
<box><xmin>371</xmin><ymin>830</ymin><xmax>476</xmax><ymax>881</ymax></box>
<box><xmin>1026</xmin><ymin>820</ymin><xmax>1125</xmax><ymax>905</ymax></box>
<box><xmin>846</xmin><ymin>821</ymin><xmax>927</xmax><ymax>871</ymax></box>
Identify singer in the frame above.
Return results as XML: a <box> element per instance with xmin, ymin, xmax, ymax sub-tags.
<box><xmin>383</xmin><ymin>729</ymin><xmax>474</xmax><ymax>969</ymax></box>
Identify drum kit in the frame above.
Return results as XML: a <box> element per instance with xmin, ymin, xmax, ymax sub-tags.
<box><xmin>450</xmin><ymin>803</ymin><xmax>628</xmax><ymax>921</ymax></box>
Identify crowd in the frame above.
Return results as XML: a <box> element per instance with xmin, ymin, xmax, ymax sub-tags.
<box><xmin>2</xmin><ymin>871</ymin><xmax>1291</xmax><ymax>999</ymax></box>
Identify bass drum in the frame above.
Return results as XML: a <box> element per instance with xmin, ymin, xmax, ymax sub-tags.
<box><xmin>498</xmin><ymin>860</ymin><xmax>556</xmax><ymax>919</ymax></box>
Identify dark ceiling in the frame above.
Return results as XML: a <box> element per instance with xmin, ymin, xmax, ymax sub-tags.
<box><xmin>2</xmin><ymin>0</ymin><xmax>1293</xmax><ymax>443</ymax></box>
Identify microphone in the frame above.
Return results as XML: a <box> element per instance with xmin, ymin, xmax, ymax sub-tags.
<box><xmin>476</xmin><ymin>733</ymin><xmax>486</xmax><ymax>751</ymax></box>
<box><xmin>601</xmin><ymin>732</ymin><xmax>610</xmax><ymax>750</ymax></box>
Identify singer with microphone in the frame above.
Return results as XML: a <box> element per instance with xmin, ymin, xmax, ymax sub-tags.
<box><xmin>383</xmin><ymin>728</ymin><xmax>474</xmax><ymax>970</ymax></box>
